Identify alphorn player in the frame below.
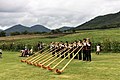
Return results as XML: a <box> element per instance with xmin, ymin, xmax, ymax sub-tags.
<box><xmin>58</xmin><ymin>42</ymin><xmax>65</xmax><ymax>57</ymax></box>
<box><xmin>86</xmin><ymin>38</ymin><xmax>92</xmax><ymax>61</ymax></box>
<box><xmin>73</xmin><ymin>41</ymin><xmax>78</xmax><ymax>59</ymax></box>
<box><xmin>50</xmin><ymin>42</ymin><xmax>55</xmax><ymax>52</ymax></box>
<box><xmin>69</xmin><ymin>43</ymin><xmax>73</xmax><ymax>58</ymax></box>
<box><xmin>64</xmin><ymin>41</ymin><xmax>69</xmax><ymax>59</ymax></box>
<box><xmin>77</xmin><ymin>40</ymin><xmax>83</xmax><ymax>60</ymax></box>
<box><xmin>82</xmin><ymin>38</ymin><xmax>87</xmax><ymax>61</ymax></box>
<box><xmin>52</xmin><ymin>42</ymin><xmax>59</xmax><ymax>56</ymax></box>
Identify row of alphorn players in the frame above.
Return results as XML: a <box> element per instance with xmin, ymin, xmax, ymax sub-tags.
<box><xmin>48</xmin><ymin>38</ymin><xmax>91</xmax><ymax>61</ymax></box>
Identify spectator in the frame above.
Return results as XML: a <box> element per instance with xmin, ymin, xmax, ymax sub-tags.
<box><xmin>0</xmin><ymin>49</ymin><xmax>2</xmax><ymax>58</ymax></box>
<box><xmin>96</xmin><ymin>44</ymin><xmax>101</xmax><ymax>55</ymax></box>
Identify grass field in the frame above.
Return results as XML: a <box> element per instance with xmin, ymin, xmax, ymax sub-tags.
<box><xmin>0</xmin><ymin>51</ymin><xmax>120</xmax><ymax>80</ymax></box>
<box><xmin>0</xmin><ymin>29</ymin><xmax>120</xmax><ymax>80</ymax></box>
<box><xmin>0</xmin><ymin>28</ymin><xmax>120</xmax><ymax>45</ymax></box>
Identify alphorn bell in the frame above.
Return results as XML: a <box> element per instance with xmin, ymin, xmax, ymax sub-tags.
<box><xmin>47</xmin><ymin>47</ymin><xmax>79</xmax><ymax>71</ymax></box>
<box><xmin>56</xmin><ymin>46</ymin><xmax>83</xmax><ymax>74</ymax></box>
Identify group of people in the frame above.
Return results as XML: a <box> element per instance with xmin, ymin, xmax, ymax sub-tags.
<box><xmin>20</xmin><ymin>38</ymin><xmax>100</xmax><ymax>60</ymax></box>
<box><xmin>49</xmin><ymin>38</ymin><xmax>92</xmax><ymax>61</ymax></box>
<box><xmin>20</xmin><ymin>46</ymin><xmax>33</xmax><ymax>57</ymax></box>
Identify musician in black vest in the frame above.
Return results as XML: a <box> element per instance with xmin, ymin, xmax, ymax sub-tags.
<box><xmin>86</xmin><ymin>38</ymin><xmax>92</xmax><ymax>61</ymax></box>
<box><xmin>82</xmin><ymin>38</ymin><xmax>87</xmax><ymax>61</ymax></box>
<box><xmin>73</xmin><ymin>41</ymin><xmax>78</xmax><ymax>59</ymax></box>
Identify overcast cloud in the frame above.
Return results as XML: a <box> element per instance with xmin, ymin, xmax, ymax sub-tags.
<box><xmin>0</xmin><ymin>0</ymin><xmax>120</xmax><ymax>30</ymax></box>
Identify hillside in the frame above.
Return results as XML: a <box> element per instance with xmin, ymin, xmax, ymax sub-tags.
<box><xmin>76</xmin><ymin>11</ymin><xmax>120</xmax><ymax>30</ymax></box>
<box><xmin>58</xmin><ymin>26</ymin><xmax>74</xmax><ymax>31</ymax></box>
<box><xmin>5</xmin><ymin>24</ymin><xmax>29</xmax><ymax>35</ymax></box>
<box><xmin>0</xmin><ymin>29</ymin><xmax>3</xmax><ymax>32</ymax></box>
<box><xmin>30</xmin><ymin>25</ymin><xmax>50</xmax><ymax>32</ymax></box>
<box><xmin>4</xmin><ymin>24</ymin><xmax>51</xmax><ymax>35</ymax></box>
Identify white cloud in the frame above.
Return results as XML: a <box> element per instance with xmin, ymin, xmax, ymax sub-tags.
<box><xmin>0</xmin><ymin>0</ymin><xmax>120</xmax><ymax>30</ymax></box>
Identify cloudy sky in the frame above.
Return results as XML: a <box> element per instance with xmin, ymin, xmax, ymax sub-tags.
<box><xmin>0</xmin><ymin>0</ymin><xmax>120</xmax><ymax>30</ymax></box>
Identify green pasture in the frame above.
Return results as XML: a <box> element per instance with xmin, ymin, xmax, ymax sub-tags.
<box><xmin>0</xmin><ymin>28</ymin><xmax>120</xmax><ymax>45</ymax></box>
<box><xmin>0</xmin><ymin>51</ymin><xmax>120</xmax><ymax>80</ymax></box>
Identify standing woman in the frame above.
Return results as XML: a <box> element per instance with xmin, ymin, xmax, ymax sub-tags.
<box><xmin>86</xmin><ymin>38</ymin><xmax>92</xmax><ymax>61</ymax></box>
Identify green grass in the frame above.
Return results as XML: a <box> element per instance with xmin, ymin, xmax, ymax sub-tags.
<box><xmin>0</xmin><ymin>51</ymin><xmax>120</xmax><ymax>80</ymax></box>
<box><xmin>0</xmin><ymin>28</ymin><xmax>120</xmax><ymax>45</ymax></box>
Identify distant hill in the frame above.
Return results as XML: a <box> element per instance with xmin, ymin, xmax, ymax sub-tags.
<box><xmin>4</xmin><ymin>24</ymin><xmax>51</xmax><ymax>35</ymax></box>
<box><xmin>0</xmin><ymin>29</ymin><xmax>3</xmax><ymax>32</ymax></box>
<box><xmin>75</xmin><ymin>11</ymin><xmax>120</xmax><ymax>30</ymax></box>
<box><xmin>5</xmin><ymin>24</ymin><xmax>29</xmax><ymax>35</ymax></box>
<box><xmin>30</xmin><ymin>25</ymin><xmax>50</xmax><ymax>32</ymax></box>
<box><xmin>58</xmin><ymin>26</ymin><xmax>74</xmax><ymax>31</ymax></box>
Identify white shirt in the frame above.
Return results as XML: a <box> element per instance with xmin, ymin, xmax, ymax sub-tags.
<box><xmin>96</xmin><ymin>46</ymin><xmax>100</xmax><ymax>51</ymax></box>
<box><xmin>0</xmin><ymin>49</ymin><xmax>2</xmax><ymax>52</ymax></box>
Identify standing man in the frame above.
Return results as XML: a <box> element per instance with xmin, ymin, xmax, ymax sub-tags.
<box><xmin>86</xmin><ymin>38</ymin><xmax>92</xmax><ymax>61</ymax></box>
<box><xmin>82</xmin><ymin>38</ymin><xmax>87</xmax><ymax>61</ymax></box>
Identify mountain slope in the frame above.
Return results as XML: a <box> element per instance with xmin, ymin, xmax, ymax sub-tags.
<box><xmin>5</xmin><ymin>24</ymin><xmax>29</xmax><ymax>35</ymax></box>
<box><xmin>4</xmin><ymin>24</ymin><xmax>51</xmax><ymax>35</ymax></box>
<box><xmin>30</xmin><ymin>25</ymin><xmax>50</xmax><ymax>32</ymax></box>
<box><xmin>58</xmin><ymin>26</ymin><xmax>74</xmax><ymax>31</ymax></box>
<box><xmin>76</xmin><ymin>11</ymin><xmax>120</xmax><ymax>30</ymax></box>
<box><xmin>0</xmin><ymin>29</ymin><xmax>3</xmax><ymax>32</ymax></box>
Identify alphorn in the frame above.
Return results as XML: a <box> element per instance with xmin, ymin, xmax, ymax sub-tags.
<box><xmin>56</xmin><ymin>46</ymin><xmax>83</xmax><ymax>74</ymax></box>
<box><xmin>32</xmin><ymin>47</ymin><xmax>64</xmax><ymax>66</ymax></box>
<box><xmin>28</xmin><ymin>47</ymin><xmax>60</xmax><ymax>65</ymax></box>
<box><xmin>26</xmin><ymin>48</ymin><xmax>50</xmax><ymax>64</ymax></box>
<box><xmin>21</xmin><ymin>46</ymin><xmax>49</xmax><ymax>62</ymax></box>
<box><xmin>21</xmin><ymin>51</ymin><xmax>39</xmax><ymax>63</ymax></box>
<box><xmin>42</xmin><ymin>47</ymin><xmax>74</xmax><ymax>70</ymax></box>
<box><xmin>36</xmin><ymin>48</ymin><xmax>67</xmax><ymax>67</ymax></box>
<box><xmin>47</xmin><ymin>47</ymin><xmax>79</xmax><ymax>71</ymax></box>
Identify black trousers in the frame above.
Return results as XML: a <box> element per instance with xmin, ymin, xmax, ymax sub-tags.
<box><xmin>69</xmin><ymin>48</ymin><xmax>73</xmax><ymax>58</ymax></box>
<box><xmin>83</xmin><ymin>50</ymin><xmax>86</xmax><ymax>61</ymax></box>
<box><xmin>61</xmin><ymin>49</ymin><xmax>68</xmax><ymax>58</ymax></box>
<box><xmin>56</xmin><ymin>48</ymin><xmax>61</xmax><ymax>57</ymax></box>
<box><xmin>86</xmin><ymin>50</ymin><xmax>91</xmax><ymax>61</ymax></box>
<box><xmin>78</xmin><ymin>51</ymin><xmax>82</xmax><ymax>60</ymax></box>
<box><xmin>64</xmin><ymin>49</ymin><xmax>68</xmax><ymax>58</ymax></box>
<box><xmin>74</xmin><ymin>48</ymin><xmax>78</xmax><ymax>59</ymax></box>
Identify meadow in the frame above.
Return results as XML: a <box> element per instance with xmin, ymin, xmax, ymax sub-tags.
<box><xmin>0</xmin><ymin>51</ymin><xmax>120</xmax><ymax>80</ymax></box>
<box><xmin>0</xmin><ymin>29</ymin><xmax>120</xmax><ymax>80</ymax></box>
<box><xmin>0</xmin><ymin>28</ymin><xmax>120</xmax><ymax>44</ymax></box>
